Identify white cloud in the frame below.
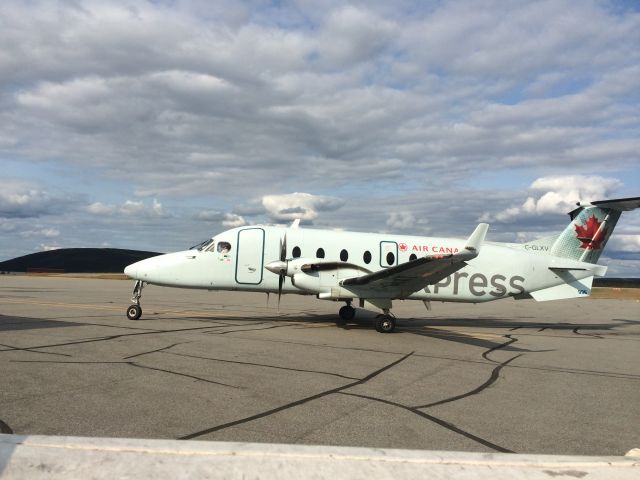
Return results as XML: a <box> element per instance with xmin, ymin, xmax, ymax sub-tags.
<box><xmin>87</xmin><ymin>202</ymin><xmax>116</xmax><ymax>215</ymax></box>
<box><xmin>0</xmin><ymin>183</ymin><xmax>75</xmax><ymax>218</ymax></box>
<box><xmin>221</xmin><ymin>213</ymin><xmax>246</xmax><ymax>228</ymax></box>
<box><xmin>608</xmin><ymin>235</ymin><xmax>640</xmax><ymax>252</ymax></box>
<box><xmin>20</xmin><ymin>227</ymin><xmax>60</xmax><ymax>238</ymax></box>
<box><xmin>386</xmin><ymin>211</ymin><xmax>416</xmax><ymax>230</ymax></box>
<box><xmin>193</xmin><ymin>210</ymin><xmax>225</xmax><ymax>221</ymax></box>
<box><xmin>261</xmin><ymin>192</ymin><xmax>344</xmax><ymax>222</ymax></box>
<box><xmin>0</xmin><ymin>0</ymin><xmax>639</xmax><ymax>275</ymax></box>
<box><xmin>317</xmin><ymin>6</ymin><xmax>396</xmax><ymax>68</ymax></box>
<box><xmin>482</xmin><ymin>175</ymin><xmax>622</xmax><ymax>222</ymax></box>
<box><xmin>599</xmin><ymin>258</ymin><xmax>640</xmax><ymax>277</ymax></box>
<box><xmin>192</xmin><ymin>210</ymin><xmax>246</xmax><ymax>227</ymax></box>
<box><xmin>86</xmin><ymin>199</ymin><xmax>167</xmax><ymax>218</ymax></box>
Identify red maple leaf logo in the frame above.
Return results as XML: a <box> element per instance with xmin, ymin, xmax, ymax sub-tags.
<box><xmin>399</xmin><ymin>243</ymin><xmax>408</xmax><ymax>252</ymax></box>
<box><xmin>574</xmin><ymin>215</ymin><xmax>607</xmax><ymax>250</ymax></box>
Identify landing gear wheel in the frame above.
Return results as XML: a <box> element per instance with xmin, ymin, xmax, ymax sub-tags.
<box><xmin>375</xmin><ymin>315</ymin><xmax>395</xmax><ymax>333</ymax></box>
<box><xmin>338</xmin><ymin>305</ymin><xmax>356</xmax><ymax>322</ymax></box>
<box><xmin>127</xmin><ymin>304</ymin><xmax>142</xmax><ymax>320</ymax></box>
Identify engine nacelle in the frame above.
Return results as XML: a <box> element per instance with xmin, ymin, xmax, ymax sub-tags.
<box><xmin>291</xmin><ymin>271</ymin><xmax>321</xmax><ymax>293</ymax></box>
<box><xmin>291</xmin><ymin>265</ymin><xmax>366</xmax><ymax>295</ymax></box>
<box><xmin>284</xmin><ymin>258</ymin><xmax>311</xmax><ymax>277</ymax></box>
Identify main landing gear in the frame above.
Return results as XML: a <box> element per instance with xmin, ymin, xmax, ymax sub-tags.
<box><xmin>126</xmin><ymin>280</ymin><xmax>144</xmax><ymax>320</ymax></box>
<box><xmin>375</xmin><ymin>312</ymin><xmax>396</xmax><ymax>333</ymax></box>
<box><xmin>336</xmin><ymin>302</ymin><xmax>396</xmax><ymax>333</ymax></box>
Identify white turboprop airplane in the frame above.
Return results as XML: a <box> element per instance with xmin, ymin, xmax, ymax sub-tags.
<box><xmin>123</xmin><ymin>196</ymin><xmax>639</xmax><ymax>333</ymax></box>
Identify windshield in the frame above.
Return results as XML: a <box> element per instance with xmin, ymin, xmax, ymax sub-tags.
<box><xmin>189</xmin><ymin>239</ymin><xmax>213</xmax><ymax>251</ymax></box>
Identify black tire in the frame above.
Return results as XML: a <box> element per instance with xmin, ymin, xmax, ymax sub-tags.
<box><xmin>126</xmin><ymin>304</ymin><xmax>142</xmax><ymax>320</ymax></box>
<box><xmin>338</xmin><ymin>305</ymin><xmax>356</xmax><ymax>321</ymax></box>
<box><xmin>375</xmin><ymin>315</ymin><xmax>395</xmax><ymax>333</ymax></box>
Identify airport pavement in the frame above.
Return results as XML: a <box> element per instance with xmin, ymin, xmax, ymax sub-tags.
<box><xmin>0</xmin><ymin>275</ymin><xmax>638</xmax><ymax>456</ymax></box>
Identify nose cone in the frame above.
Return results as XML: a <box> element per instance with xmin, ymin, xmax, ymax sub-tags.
<box><xmin>265</xmin><ymin>260</ymin><xmax>286</xmax><ymax>275</ymax></box>
<box><xmin>122</xmin><ymin>251</ymin><xmax>203</xmax><ymax>287</ymax></box>
<box><xmin>124</xmin><ymin>262</ymin><xmax>138</xmax><ymax>279</ymax></box>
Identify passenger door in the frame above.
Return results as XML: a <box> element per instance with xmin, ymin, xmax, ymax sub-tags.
<box><xmin>235</xmin><ymin>228</ymin><xmax>265</xmax><ymax>284</ymax></box>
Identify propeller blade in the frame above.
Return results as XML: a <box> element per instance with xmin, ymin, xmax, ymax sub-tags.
<box><xmin>280</xmin><ymin>233</ymin><xmax>287</xmax><ymax>262</ymax></box>
<box><xmin>277</xmin><ymin>274</ymin><xmax>284</xmax><ymax>313</ymax></box>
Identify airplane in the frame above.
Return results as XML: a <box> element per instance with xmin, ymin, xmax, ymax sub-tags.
<box><xmin>123</xmin><ymin>196</ymin><xmax>639</xmax><ymax>333</ymax></box>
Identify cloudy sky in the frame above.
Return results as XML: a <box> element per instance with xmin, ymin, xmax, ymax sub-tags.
<box><xmin>1</xmin><ymin>0</ymin><xmax>639</xmax><ymax>275</ymax></box>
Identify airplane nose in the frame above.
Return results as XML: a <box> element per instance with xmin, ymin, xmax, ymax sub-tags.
<box><xmin>124</xmin><ymin>264</ymin><xmax>137</xmax><ymax>278</ymax></box>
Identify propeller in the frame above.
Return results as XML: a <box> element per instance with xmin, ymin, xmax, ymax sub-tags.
<box><xmin>277</xmin><ymin>233</ymin><xmax>287</xmax><ymax>311</ymax></box>
<box><xmin>265</xmin><ymin>233</ymin><xmax>288</xmax><ymax>313</ymax></box>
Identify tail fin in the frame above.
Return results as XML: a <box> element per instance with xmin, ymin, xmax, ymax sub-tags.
<box><xmin>550</xmin><ymin>196</ymin><xmax>640</xmax><ymax>263</ymax></box>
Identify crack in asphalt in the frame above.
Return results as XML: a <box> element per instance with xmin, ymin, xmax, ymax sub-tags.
<box><xmin>202</xmin><ymin>323</ymin><xmax>293</xmax><ymax>335</ymax></box>
<box><xmin>413</xmin><ymin>354</ymin><xmax>523</xmax><ymax>409</ymax></box>
<box><xmin>122</xmin><ymin>342</ymin><xmax>189</xmax><ymax>360</ymax></box>
<box><xmin>223</xmin><ymin>335</ymin><xmax>405</xmax><ymax>356</ymax></box>
<box><xmin>482</xmin><ymin>335</ymin><xmax>518</xmax><ymax>363</ymax></box>
<box><xmin>10</xmin><ymin>359</ymin><xmax>240</xmax><ymax>389</ymax></box>
<box><xmin>339</xmin><ymin>392</ymin><xmax>513</xmax><ymax>453</ymax></box>
<box><xmin>162</xmin><ymin>351</ymin><xmax>361</xmax><ymax>380</ymax></box>
<box><xmin>177</xmin><ymin>351</ymin><xmax>415</xmax><ymax>440</ymax></box>
<box><xmin>127</xmin><ymin>363</ymin><xmax>240</xmax><ymax>389</ymax></box>
<box><xmin>329</xmin><ymin>335</ymin><xmax>523</xmax><ymax>453</ymax></box>
<box><xmin>200</xmin><ymin>334</ymin><xmax>639</xmax><ymax>380</ymax></box>
<box><xmin>0</xmin><ymin>343</ymin><xmax>72</xmax><ymax>357</ymax></box>
<box><xmin>572</xmin><ymin>327</ymin><xmax>604</xmax><ymax>339</ymax></box>
<box><xmin>74</xmin><ymin>322</ymin><xmax>163</xmax><ymax>331</ymax></box>
<box><xmin>0</xmin><ymin>324</ymin><xmax>244</xmax><ymax>354</ymax></box>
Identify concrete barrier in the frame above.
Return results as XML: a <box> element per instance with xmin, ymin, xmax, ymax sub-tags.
<box><xmin>0</xmin><ymin>434</ymin><xmax>638</xmax><ymax>479</ymax></box>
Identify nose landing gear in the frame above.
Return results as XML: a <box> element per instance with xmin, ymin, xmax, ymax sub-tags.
<box><xmin>126</xmin><ymin>280</ymin><xmax>144</xmax><ymax>320</ymax></box>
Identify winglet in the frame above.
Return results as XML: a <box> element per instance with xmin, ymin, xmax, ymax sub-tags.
<box><xmin>290</xmin><ymin>218</ymin><xmax>301</xmax><ymax>228</ymax></box>
<box><xmin>464</xmin><ymin>223</ymin><xmax>489</xmax><ymax>256</ymax></box>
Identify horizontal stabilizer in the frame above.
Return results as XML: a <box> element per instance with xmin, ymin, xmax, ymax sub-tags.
<box><xmin>530</xmin><ymin>276</ymin><xmax>594</xmax><ymax>301</ymax></box>
<box><xmin>548</xmin><ymin>258</ymin><xmax>607</xmax><ymax>277</ymax></box>
<box><xmin>588</xmin><ymin>196</ymin><xmax>640</xmax><ymax>211</ymax></box>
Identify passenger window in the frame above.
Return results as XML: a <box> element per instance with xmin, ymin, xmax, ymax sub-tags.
<box><xmin>217</xmin><ymin>241</ymin><xmax>232</xmax><ymax>253</ymax></box>
<box><xmin>340</xmin><ymin>249</ymin><xmax>348</xmax><ymax>262</ymax></box>
<box><xmin>409</xmin><ymin>253</ymin><xmax>417</xmax><ymax>261</ymax></box>
<box><xmin>363</xmin><ymin>251</ymin><xmax>371</xmax><ymax>264</ymax></box>
<box><xmin>292</xmin><ymin>246</ymin><xmax>301</xmax><ymax>258</ymax></box>
<box><xmin>386</xmin><ymin>252</ymin><xmax>395</xmax><ymax>265</ymax></box>
<box><xmin>316</xmin><ymin>248</ymin><xmax>325</xmax><ymax>259</ymax></box>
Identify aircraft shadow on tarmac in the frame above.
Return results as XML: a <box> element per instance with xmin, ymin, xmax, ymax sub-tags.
<box><xmin>155</xmin><ymin>310</ymin><xmax>636</xmax><ymax>354</ymax></box>
<box><xmin>0</xmin><ymin>314</ymin><xmax>84</xmax><ymax>332</ymax></box>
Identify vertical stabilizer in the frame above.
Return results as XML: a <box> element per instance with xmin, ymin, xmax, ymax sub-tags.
<box><xmin>550</xmin><ymin>196</ymin><xmax>640</xmax><ymax>264</ymax></box>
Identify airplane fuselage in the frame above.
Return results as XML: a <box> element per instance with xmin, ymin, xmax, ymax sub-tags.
<box><xmin>125</xmin><ymin>225</ymin><xmax>594</xmax><ymax>304</ymax></box>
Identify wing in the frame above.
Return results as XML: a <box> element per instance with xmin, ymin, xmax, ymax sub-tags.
<box><xmin>340</xmin><ymin>223</ymin><xmax>489</xmax><ymax>298</ymax></box>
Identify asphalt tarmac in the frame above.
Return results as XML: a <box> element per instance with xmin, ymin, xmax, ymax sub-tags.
<box><xmin>1</xmin><ymin>275</ymin><xmax>638</xmax><ymax>455</ymax></box>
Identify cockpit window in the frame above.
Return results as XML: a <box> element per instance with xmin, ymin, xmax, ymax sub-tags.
<box><xmin>191</xmin><ymin>239</ymin><xmax>213</xmax><ymax>251</ymax></box>
<box><xmin>217</xmin><ymin>241</ymin><xmax>231</xmax><ymax>253</ymax></box>
<box><xmin>204</xmin><ymin>241</ymin><xmax>217</xmax><ymax>252</ymax></box>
